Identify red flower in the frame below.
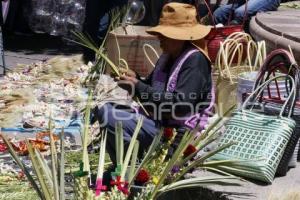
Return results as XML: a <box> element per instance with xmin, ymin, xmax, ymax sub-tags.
<box><xmin>17</xmin><ymin>171</ymin><xmax>25</xmax><ymax>180</ymax></box>
<box><xmin>0</xmin><ymin>143</ymin><xmax>7</xmax><ymax>152</ymax></box>
<box><xmin>183</xmin><ymin>144</ymin><xmax>197</xmax><ymax>157</ymax></box>
<box><xmin>163</xmin><ymin>128</ymin><xmax>173</xmax><ymax>140</ymax></box>
<box><xmin>110</xmin><ymin>176</ymin><xmax>129</xmax><ymax>195</ymax></box>
<box><xmin>135</xmin><ymin>169</ymin><xmax>150</xmax><ymax>184</ymax></box>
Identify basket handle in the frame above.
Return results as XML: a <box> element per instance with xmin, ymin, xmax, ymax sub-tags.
<box><xmin>217</xmin><ymin>39</ymin><xmax>242</xmax><ymax>70</ymax></box>
<box><xmin>256</xmin><ymin>49</ymin><xmax>297</xmax><ymax>82</ymax></box>
<box><xmin>143</xmin><ymin>43</ymin><xmax>159</xmax><ymax>68</ymax></box>
<box><xmin>246</xmin><ymin>40</ymin><xmax>266</xmax><ymax>71</ymax></box>
<box><xmin>255</xmin><ymin>41</ymin><xmax>267</xmax><ymax>69</ymax></box>
<box><xmin>253</xmin><ymin>49</ymin><xmax>299</xmax><ymax>98</ymax></box>
<box><xmin>242</xmin><ymin>75</ymin><xmax>296</xmax><ymax>118</ymax></box>
<box><xmin>217</xmin><ymin>39</ymin><xmax>244</xmax><ymax>83</ymax></box>
<box><xmin>246</xmin><ymin>40</ymin><xmax>257</xmax><ymax>71</ymax></box>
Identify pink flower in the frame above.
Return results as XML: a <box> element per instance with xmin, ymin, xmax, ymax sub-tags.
<box><xmin>0</xmin><ymin>143</ymin><xmax>7</xmax><ymax>152</ymax></box>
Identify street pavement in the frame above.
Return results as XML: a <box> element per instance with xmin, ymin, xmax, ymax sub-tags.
<box><xmin>3</xmin><ymin>33</ymin><xmax>82</xmax><ymax>71</ymax></box>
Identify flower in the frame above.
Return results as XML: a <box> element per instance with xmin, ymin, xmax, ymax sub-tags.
<box><xmin>0</xmin><ymin>143</ymin><xmax>7</xmax><ymax>152</ymax></box>
<box><xmin>183</xmin><ymin>144</ymin><xmax>197</xmax><ymax>157</ymax></box>
<box><xmin>171</xmin><ymin>165</ymin><xmax>180</xmax><ymax>174</ymax></box>
<box><xmin>17</xmin><ymin>171</ymin><xmax>25</xmax><ymax>180</ymax></box>
<box><xmin>163</xmin><ymin>128</ymin><xmax>173</xmax><ymax>140</ymax></box>
<box><xmin>135</xmin><ymin>169</ymin><xmax>150</xmax><ymax>184</ymax></box>
<box><xmin>110</xmin><ymin>176</ymin><xmax>129</xmax><ymax>195</ymax></box>
<box><xmin>152</xmin><ymin>176</ymin><xmax>159</xmax><ymax>185</ymax></box>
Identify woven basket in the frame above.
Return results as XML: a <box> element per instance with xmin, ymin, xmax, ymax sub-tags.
<box><xmin>289</xmin><ymin>137</ymin><xmax>299</xmax><ymax>167</ymax></box>
<box><xmin>212</xmin><ymin>75</ymin><xmax>296</xmax><ymax>183</ymax></box>
<box><xmin>237</xmin><ymin>71</ymin><xmax>290</xmax><ymax>108</ymax></box>
<box><xmin>200</xmin><ymin>0</ymin><xmax>249</xmax><ymax>63</ymax></box>
<box><xmin>251</xmin><ymin>49</ymin><xmax>300</xmax><ymax>176</ymax></box>
<box><xmin>216</xmin><ymin>39</ymin><xmax>263</xmax><ymax>116</ymax></box>
<box><xmin>262</xmin><ymin>100</ymin><xmax>300</xmax><ymax>175</ymax></box>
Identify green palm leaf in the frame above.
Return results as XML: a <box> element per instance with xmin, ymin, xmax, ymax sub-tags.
<box><xmin>0</xmin><ymin>134</ymin><xmax>45</xmax><ymax>200</ymax></box>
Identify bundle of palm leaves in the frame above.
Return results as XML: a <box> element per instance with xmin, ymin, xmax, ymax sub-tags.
<box><xmin>68</xmin><ymin>102</ymin><xmax>242</xmax><ymax>199</ymax></box>
<box><xmin>71</xmin><ymin>6</ymin><xmax>127</xmax><ymax>87</ymax></box>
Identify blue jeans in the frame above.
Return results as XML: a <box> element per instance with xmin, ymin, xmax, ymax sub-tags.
<box><xmin>93</xmin><ymin>103</ymin><xmax>159</xmax><ymax>164</ymax></box>
<box><xmin>213</xmin><ymin>0</ymin><xmax>281</xmax><ymax>24</ymax></box>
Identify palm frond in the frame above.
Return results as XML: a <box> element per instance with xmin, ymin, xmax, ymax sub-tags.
<box><xmin>128</xmin><ymin>141</ymin><xmax>139</xmax><ymax>183</ymax></box>
<box><xmin>82</xmin><ymin>90</ymin><xmax>93</xmax><ymax>172</ymax></box>
<box><xmin>174</xmin><ymin>141</ymin><xmax>236</xmax><ymax>182</ymax></box>
<box><xmin>150</xmin><ymin>129</ymin><xmax>195</xmax><ymax>199</ymax></box>
<box><xmin>35</xmin><ymin>149</ymin><xmax>54</xmax><ymax>189</ymax></box>
<box><xmin>26</xmin><ymin>140</ymin><xmax>52</xmax><ymax>200</ymax></box>
<box><xmin>59</xmin><ymin>128</ymin><xmax>65</xmax><ymax>200</ymax></box>
<box><xmin>96</xmin><ymin>131</ymin><xmax>107</xmax><ymax>180</ymax></box>
<box><xmin>0</xmin><ymin>134</ymin><xmax>45</xmax><ymax>199</ymax></box>
<box><xmin>115</xmin><ymin>121</ymin><xmax>124</xmax><ymax>166</ymax></box>
<box><xmin>50</xmin><ymin>130</ymin><xmax>60</xmax><ymax>200</ymax></box>
<box><xmin>71</xmin><ymin>32</ymin><xmax>120</xmax><ymax>77</ymax></box>
<box><xmin>120</xmin><ymin>117</ymin><xmax>144</xmax><ymax>180</ymax></box>
<box><xmin>129</xmin><ymin>128</ymin><xmax>163</xmax><ymax>186</ymax></box>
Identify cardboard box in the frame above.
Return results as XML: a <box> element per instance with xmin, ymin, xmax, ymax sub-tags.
<box><xmin>106</xmin><ymin>25</ymin><xmax>162</xmax><ymax>77</ymax></box>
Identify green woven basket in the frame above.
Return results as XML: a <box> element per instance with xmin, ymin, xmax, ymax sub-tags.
<box><xmin>211</xmin><ymin>75</ymin><xmax>296</xmax><ymax>183</ymax></box>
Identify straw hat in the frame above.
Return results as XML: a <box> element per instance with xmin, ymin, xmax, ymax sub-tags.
<box><xmin>146</xmin><ymin>2</ymin><xmax>211</xmax><ymax>41</ymax></box>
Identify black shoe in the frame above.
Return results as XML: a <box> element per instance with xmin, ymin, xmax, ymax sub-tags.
<box><xmin>102</xmin><ymin>165</ymin><xmax>115</xmax><ymax>191</ymax></box>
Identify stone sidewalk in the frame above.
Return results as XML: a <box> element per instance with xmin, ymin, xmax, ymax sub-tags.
<box><xmin>2</xmin><ymin>33</ymin><xmax>82</xmax><ymax>72</ymax></box>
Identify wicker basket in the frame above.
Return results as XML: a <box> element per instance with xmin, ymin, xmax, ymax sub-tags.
<box><xmin>250</xmin><ymin>49</ymin><xmax>300</xmax><ymax>176</ymax></box>
<box><xmin>216</xmin><ymin>39</ymin><xmax>264</xmax><ymax>115</ymax></box>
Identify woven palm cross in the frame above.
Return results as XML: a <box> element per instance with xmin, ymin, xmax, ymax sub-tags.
<box><xmin>111</xmin><ymin>164</ymin><xmax>122</xmax><ymax>177</ymax></box>
<box><xmin>110</xmin><ymin>176</ymin><xmax>124</xmax><ymax>187</ymax></box>
<box><xmin>95</xmin><ymin>179</ymin><xmax>107</xmax><ymax>196</ymax></box>
<box><xmin>74</xmin><ymin>162</ymin><xmax>88</xmax><ymax>177</ymax></box>
<box><xmin>110</xmin><ymin>176</ymin><xmax>129</xmax><ymax>195</ymax></box>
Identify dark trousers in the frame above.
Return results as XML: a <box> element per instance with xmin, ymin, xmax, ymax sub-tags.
<box><xmin>82</xmin><ymin>0</ymin><xmax>127</xmax><ymax>62</ymax></box>
<box><xmin>94</xmin><ymin>103</ymin><xmax>159</xmax><ymax>165</ymax></box>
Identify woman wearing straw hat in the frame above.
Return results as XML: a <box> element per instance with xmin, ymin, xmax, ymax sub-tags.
<box><xmin>92</xmin><ymin>2</ymin><xmax>213</xmax><ymax>164</ymax></box>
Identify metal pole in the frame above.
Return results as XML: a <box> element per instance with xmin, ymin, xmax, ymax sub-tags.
<box><xmin>0</xmin><ymin>26</ymin><xmax>6</xmax><ymax>76</ymax></box>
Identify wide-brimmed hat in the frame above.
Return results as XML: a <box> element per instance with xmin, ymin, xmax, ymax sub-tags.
<box><xmin>146</xmin><ymin>3</ymin><xmax>211</xmax><ymax>41</ymax></box>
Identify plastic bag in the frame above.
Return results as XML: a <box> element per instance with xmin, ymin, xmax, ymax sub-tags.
<box><xmin>28</xmin><ymin>0</ymin><xmax>86</xmax><ymax>36</ymax></box>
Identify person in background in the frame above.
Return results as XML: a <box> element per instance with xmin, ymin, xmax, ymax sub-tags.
<box><xmin>82</xmin><ymin>0</ymin><xmax>200</xmax><ymax>63</ymax></box>
<box><xmin>213</xmin><ymin>0</ymin><xmax>281</xmax><ymax>25</ymax></box>
<box><xmin>92</xmin><ymin>2</ymin><xmax>212</xmax><ymax>165</ymax></box>
<box><xmin>140</xmin><ymin>0</ymin><xmax>224</xmax><ymax>26</ymax></box>
<box><xmin>82</xmin><ymin>0</ymin><xmax>127</xmax><ymax>63</ymax></box>
<box><xmin>140</xmin><ymin>0</ymin><xmax>197</xmax><ymax>26</ymax></box>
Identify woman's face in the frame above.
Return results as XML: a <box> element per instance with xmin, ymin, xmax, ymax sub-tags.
<box><xmin>158</xmin><ymin>35</ymin><xmax>185</xmax><ymax>56</ymax></box>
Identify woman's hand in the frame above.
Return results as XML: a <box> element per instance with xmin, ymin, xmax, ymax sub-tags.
<box><xmin>118</xmin><ymin>68</ymin><xmax>137</xmax><ymax>79</ymax></box>
<box><xmin>115</xmin><ymin>68</ymin><xmax>138</xmax><ymax>95</ymax></box>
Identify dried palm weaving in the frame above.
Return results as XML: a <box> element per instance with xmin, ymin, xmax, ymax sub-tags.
<box><xmin>216</xmin><ymin>32</ymin><xmax>256</xmax><ymax>116</ymax></box>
